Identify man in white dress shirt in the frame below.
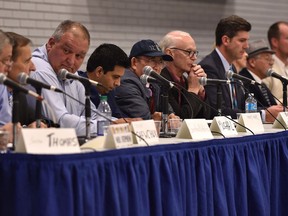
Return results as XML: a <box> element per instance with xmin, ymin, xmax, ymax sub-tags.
<box><xmin>263</xmin><ymin>21</ymin><xmax>288</xmax><ymax>104</ymax></box>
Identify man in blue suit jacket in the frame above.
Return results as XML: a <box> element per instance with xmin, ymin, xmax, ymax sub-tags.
<box><xmin>199</xmin><ymin>15</ymin><xmax>251</xmax><ymax>119</ymax></box>
<box><xmin>239</xmin><ymin>39</ymin><xmax>283</xmax><ymax>122</ymax></box>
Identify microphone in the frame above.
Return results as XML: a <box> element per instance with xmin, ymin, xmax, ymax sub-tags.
<box><xmin>143</xmin><ymin>66</ymin><xmax>174</xmax><ymax>88</ymax></box>
<box><xmin>266</xmin><ymin>69</ymin><xmax>288</xmax><ymax>84</ymax></box>
<box><xmin>18</xmin><ymin>72</ymin><xmax>63</xmax><ymax>93</ymax></box>
<box><xmin>58</xmin><ymin>69</ymin><xmax>99</xmax><ymax>87</ymax></box>
<box><xmin>226</xmin><ymin>70</ymin><xmax>260</xmax><ymax>85</ymax></box>
<box><xmin>0</xmin><ymin>73</ymin><xmax>43</xmax><ymax>101</ymax></box>
<box><xmin>199</xmin><ymin>77</ymin><xmax>231</xmax><ymax>86</ymax></box>
<box><xmin>140</xmin><ymin>74</ymin><xmax>159</xmax><ymax>85</ymax></box>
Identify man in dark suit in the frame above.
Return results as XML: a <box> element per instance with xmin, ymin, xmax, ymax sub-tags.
<box><xmin>199</xmin><ymin>15</ymin><xmax>251</xmax><ymax>119</ymax></box>
<box><xmin>239</xmin><ymin>39</ymin><xmax>283</xmax><ymax>122</ymax></box>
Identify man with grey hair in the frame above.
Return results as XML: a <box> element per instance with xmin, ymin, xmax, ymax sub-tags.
<box><xmin>239</xmin><ymin>39</ymin><xmax>283</xmax><ymax>122</ymax></box>
<box><xmin>159</xmin><ymin>30</ymin><xmax>210</xmax><ymax>119</ymax></box>
<box><xmin>30</xmin><ymin>20</ymin><xmax>101</xmax><ymax>136</ymax></box>
<box><xmin>0</xmin><ymin>30</ymin><xmax>13</xmax><ymax>125</ymax></box>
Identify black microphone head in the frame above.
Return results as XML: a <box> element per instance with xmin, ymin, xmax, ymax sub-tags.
<box><xmin>199</xmin><ymin>77</ymin><xmax>207</xmax><ymax>86</ymax></box>
<box><xmin>58</xmin><ymin>69</ymin><xmax>69</xmax><ymax>80</ymax></box>
<box><xmin>143</xmin><ymin>66</ymin><xmax>153</xmax><ymax>76</ymax></box>
<box><xmin>18</xmin><ymin>72</ymin><xmax>28</xmax><ymax>85</ymax></box>
<box><xmin>140</xmin><ymin>74</ymin><xmax>148</xmax><ymax>85</ymax></box>
<box><xmin>225</xmin><ymin>70</ymin><xmax>233</xmax><ymax>79</ymax></box>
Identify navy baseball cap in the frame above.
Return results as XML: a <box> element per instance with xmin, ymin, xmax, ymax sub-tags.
<box><xmin>129</xmin><ymin>39</ymin><xmax>173</xmax><ymax>61</ymax></box>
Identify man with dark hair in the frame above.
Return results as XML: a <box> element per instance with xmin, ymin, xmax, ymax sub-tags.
<box><xmin>199</xmin><ymin>15</ymin><xmax>251</xmax><ymax>119</ymax></box>
<box><xmin>239</xmin><ymin>39</ymin><xmax>282</xmax><ymax>122</ymax></box>
<box><xmin>262</xmin><ymin>21</ymin><xmax>288</xmax><ymax>103</ymax></box>
<box><xmin>78</xmin><ymin>43</ymin><xmax>140</xmax><ymax>123</ymax></box>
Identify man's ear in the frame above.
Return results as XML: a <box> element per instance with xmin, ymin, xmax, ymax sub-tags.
<box><xmin>95</xmin><ymin>66</ymin><xmax>104</xmax><ymax>77</ymax></box>
<box><xmin>46</xmin><ymin>37</ymin><xmax>56</xmax><ymax>51</ymax></box>
<box><xmin>222</xmin><ymin>35</ymin><xmax>230</xmax><ymax>46</ymax></box>
<box><xmin>130</xmin><ymin>57</ymin><xmax>138</xmax><ymax>71</ymax></box>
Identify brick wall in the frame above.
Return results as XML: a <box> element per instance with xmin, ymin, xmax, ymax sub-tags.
<box><xmin>0</xmin><ymin>0</ymin><xmax>287</xmax><ymax>70</ymax></box>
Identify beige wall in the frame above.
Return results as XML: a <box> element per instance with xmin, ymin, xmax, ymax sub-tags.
<box><xmin>0</xmin><ymin>0</ymin><xmax>287</xmax><ymax>70</ymax></box>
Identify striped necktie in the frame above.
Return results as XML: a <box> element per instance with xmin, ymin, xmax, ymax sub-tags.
<box><xmin>260</xmin><ymin>83</ymin><xmax>271</xmax><ymax>107</ymax></box>
<box><xmin>228</xmin><ymin>66</ymin><xmax>238</xmax><ymax>109</ymax></box>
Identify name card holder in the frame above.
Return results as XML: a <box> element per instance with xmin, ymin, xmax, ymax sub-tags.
<box><xmin>210</xmin><ymin>116</ymin><xmax>238</xmax><ymax>136</ymax></box>
<box><xmin>104</xmin><ymin>123</ymin><xmax>133</xmax><ymax>149</ymax></box>
<box><xmin>176</xmin><ymin>119</ymin><xmax>213</xmax><ymax>140</ymax></box>
<box><xmin>273</xmin><ymin>112</ymin><xmax>288</xmax><ymax>129</ymax></box>
<box><xmin>16</xmin><ymin>128</ymin><xmax>80</xmax><ymax>154</ymax></box>
<box><xmin>131</xmin><ymin>120</ymin><xmax>159</xmax><ymax>145</ymax></box>
<box><xmin>236</xmin><ymin>113</ymin><xmax>264</xmax><ymax>133</ymax></box>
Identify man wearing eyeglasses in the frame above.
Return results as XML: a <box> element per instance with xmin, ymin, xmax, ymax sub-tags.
<box><xmin>115</xmin><ymin>39</ymin><xmax>178</xmax><ymax>120</ymax></box>
<box><xmin>0</xmin><ymin>30</ymin><xmax>13</xmax><ymax>126</ymax></box>
<box><xmin>159</xmin><ymin>30</ymin><xmax>210</xmax><ymax>119</ymax></box>
<box><xmin>199</xmin><ymin>15</ymin><xmax>251</xmax><ymax>119</ymax></box>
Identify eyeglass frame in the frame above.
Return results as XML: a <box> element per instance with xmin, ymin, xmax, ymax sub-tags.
<box><xmin>169</xmin><ymin>47</ymin><xmax>199</xmax><ymax>58</ymax></box>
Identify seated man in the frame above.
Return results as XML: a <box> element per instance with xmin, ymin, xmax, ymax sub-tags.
<box><xmin>199</xmin><ymin>15</ymin><xmax>251</xmax><ymax>119</ymax></box>
<box><xmin>78</xmin><ymin>43</ymin><xmax>141</xmax><ymax>123</ymax></box>
<box><xmin>114</xmin><ymin>39</ymin><xmax>178</xmax><ymax>121</ymax></box>
<box><xmin>6</xmin><ymin>32</ymin><xmax>47</xmax><ymax>127</ymax></box>
<box><xmin>0</xmin><ymin>30</ymin><xmax>13</xmax><ymax>126</ymax></box>
<box><xmin>239</xmin><ymin>39</ymin><xmax>283</xmax><ymax>122</ymax></box>
<box><xmin>30</xmin><ymin>20</ymin><xmax>99</xmax><ymax>136</ymax></box>
<box><xmin>159</xmin><ymin>30</ymin><xmax>210</xmax><ymax>119</ymax></box>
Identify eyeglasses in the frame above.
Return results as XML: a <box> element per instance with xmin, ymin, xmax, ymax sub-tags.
<box><xmin>137</xmin><ymin>57</ymin><xmax>165</xmax><ymax>68</ymax></box>
<box><xmin>170</xmin><ymin>47</ymin><xmax>199</xmax><ymax>58</ymax></box>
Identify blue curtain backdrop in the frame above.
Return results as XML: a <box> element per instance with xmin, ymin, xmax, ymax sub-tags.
<box><xmin>0</xmin><ymin>131</ymin><xmax>288</xmax><ymax>216</ymax></box>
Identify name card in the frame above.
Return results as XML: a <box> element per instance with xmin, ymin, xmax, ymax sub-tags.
<box><xmin>131</xmin><ymin>120</ymin><xmax>159</xmax><ymax>145</ymax></box>
<box><xmin>273</xmin><ymin>112</ymin><xmax>288</xmax><ymax>129</ymax></box>
<box><xmin>104</xmin><ymin>123</ymin><xmax>133</xmax><ymax>149</ymax></box>
<box><xmin>16</xmin><ymin>128</ymin><xmax>80</xmax><ymax>154</ymax></box>
<box><xmin>210</xmin><ymin>116</ymin><xmax>238</xmax><ymax>136</ymax></box>
<box><xmin>176</xmin><ymin>119</ymin><xmax>213</xmax><ymax>140</ymax></box>
<box><xmin>236</xmin><ymin>113</ymin><xmax>264</xmax><ymax>133</ymax></box>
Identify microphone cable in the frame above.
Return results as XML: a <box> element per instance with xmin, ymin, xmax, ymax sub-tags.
<box><xmin>49</xmin><ymin>90</ymin><xmax>150</xmax><ymax>146</ymax></box>
<box><xmin>239</xmin><ymin>84</ymin><xmax>287</xmax><ymax>131</ymax></box>
<box><xmin>173</xmin><ymin>80</ymin><xmax>255</xmax><ymax>135</ymax></box>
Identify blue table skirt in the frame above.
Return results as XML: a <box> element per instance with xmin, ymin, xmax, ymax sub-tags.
<box><xmin>0</xmin><ymin>131</ymin><xmax>288</xmax><ymax>216</ymax></box>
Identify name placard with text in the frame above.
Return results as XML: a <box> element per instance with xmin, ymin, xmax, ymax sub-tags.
<box><xmin>131</xmin><ymin>120</ymin><xmax>159</xmax><ymax>145</ymax></box>
<box><xmin>210</xmin><ymin>116</ymin><xmax>238</xmax><ymax>136</ymax></box>
<box><xmin>16</xmin><ymin>128</ymin><xmax>80</xmax><ymax>154</ymax></box>
<box><xmin>104</xmin><ymin>123</ymin><xmax>133</xmax><ymax>149</ymax></box>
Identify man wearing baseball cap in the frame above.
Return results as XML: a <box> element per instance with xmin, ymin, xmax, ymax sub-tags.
<box><xmin>239</xmin><ymin>39</ymin><xmax>283</xmax><ymax>122</ymax></box>
<box><xmin>114</xmin><ymin>39</ymin><xmax>178</xmax><ymax>121</ymax></box>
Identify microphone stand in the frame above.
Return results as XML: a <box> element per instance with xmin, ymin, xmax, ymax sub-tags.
<box><xmin>159</xmin><ymin>85</ymin><xmax>174</xmax><ymax>138</ymax></box>
<box><xmin>12</xmin><ymin>90</ymin><xmax>20</xmax><ymax>150</ymax></box>
<box><xmin>216</xmin><ymin>84</ymin><xmax>222</xmax><ymax>116</ymax></box>
<box><xmin>282</xmin><ymin>82</ymin><xmax>287</xmax><ymax>112</ymax></box>
<box><xmin>83</xmin><ymin>81</ymin><xmax>91</xmax><ymax>141</ymax></box>
<box><xmin>35</xmin><ymin>87</ymin><xmax>42</xmax><ymax>128</ymax></box>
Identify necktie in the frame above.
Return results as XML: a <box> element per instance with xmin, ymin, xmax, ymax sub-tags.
<box><xmin>228</xmin><ymin>66</ymin><xmax>238</xmax><ymax>109</ymax></box>
<box><xmin>147</xmin><ymin>85</ymin><xmax>155</xmax><ymax>114</ymax></box>
<box><xmin>260</xmin><ymin>83</ymin><xmax>271</xmax><ymax>107</ymax></box>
